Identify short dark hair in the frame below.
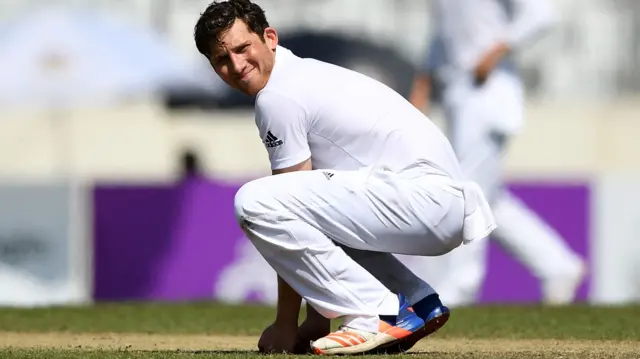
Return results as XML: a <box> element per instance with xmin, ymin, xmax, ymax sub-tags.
<box><xmin>194</xmin><ymin>0</ymin><xmax>270</xmax><ymax>59</ymax></box>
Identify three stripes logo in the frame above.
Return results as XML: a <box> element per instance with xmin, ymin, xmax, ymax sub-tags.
<box><xmin>322</xmin><ymin>171</ymin><xmax>334</xmax><ymax>180</ymax></box>
<box><xmin>263</xmin><ymin>131</ymin><xmax>284</xmax><ymax>148</ymax></box>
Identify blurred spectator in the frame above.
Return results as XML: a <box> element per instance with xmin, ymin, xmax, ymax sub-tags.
<box><xmin>179</xmin><ymin>148</ymin><xmax>204</xmax><ymax>179</ymax></box>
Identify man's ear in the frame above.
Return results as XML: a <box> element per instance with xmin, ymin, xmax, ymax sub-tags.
<box><xmin>264</xmin><ymin>27</ymin><xmax>278</xmax><ymax>50</ymax></box>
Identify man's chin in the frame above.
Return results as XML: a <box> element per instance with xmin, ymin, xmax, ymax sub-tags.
<box><xmin>238</xmin><ymin>84</ymin><xmax>261</xmax><ymax>97</ymax></box>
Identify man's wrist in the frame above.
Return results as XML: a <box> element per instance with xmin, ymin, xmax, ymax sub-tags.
<box><xmin>274</xmin><ymin>302</ymin><xmax>300</xmax><ymax>328</ymax></box>
<box><xmin>274</xmin><ymin>315</ymin><xmax>299</xmax><ymax>329</ymax></box>
<box><xmin>274</xmin><ymin>275</ymin><xmax>302</xmax><ymax>328</ymax></box>
<box><xmin>305</xmin><ymin>302</ymin><xmax>327</xmax><ymax>321</ymax></box>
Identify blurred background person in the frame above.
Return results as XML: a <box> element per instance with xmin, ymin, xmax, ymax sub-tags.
<box><xmin>408</xmin><ymin>0</ymin><xmax>587</xmax><ymax>307</ymax></box>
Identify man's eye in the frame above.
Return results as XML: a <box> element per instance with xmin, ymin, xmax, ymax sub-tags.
<box><xmin>214</xmin><ymin>55</ymin><xmax>229</xmax><ymax>64</ymax></box>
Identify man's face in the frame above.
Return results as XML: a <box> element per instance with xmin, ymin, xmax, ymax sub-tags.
<box><xmin>208</xmin><ymin>19</ymin><xmax>278</xmax><ymax>97</ymax></box>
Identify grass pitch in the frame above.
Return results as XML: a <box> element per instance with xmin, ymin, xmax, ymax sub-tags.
<box><xmin>0</xmin><ymin>302</ymin><xmax>639</xmax><ymax>358</ymax></box>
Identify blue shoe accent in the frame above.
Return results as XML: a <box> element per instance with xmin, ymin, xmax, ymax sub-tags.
<box><xmin>413</xmin><ymin>294</ymin><xmax>450</xmax><ymax>334</ymax></box>
<box><xmin>414</xmin><ymin>294</ymin><xmax>450</xmax><ymax>335</ymax></box>
<box><xmin>426</xmin><ymin>305</ymin><xmax>450</xmax><ymax>323</ymax></box>
<box><xmin>370</xmin><ymin>294</ymin><xmax>451</xmax><ymax>354</ymax></box>
<box><xmin>413</xmin><ymin>293</ymin><xmax>444</xmax><ymax>320</ymax></box>
<box><xmin>365</xmin><ymin>294</ymin><xmax>425</xmax><ymax>355</ymax></box>
<box><xmin>398</xmin><ymin>293</ymin><xmax>426</xmax><ymax>333</ymax></box>
<box><xmin>379</xmin><ymin>293</ymin><xmax>425</xmax><ymax>334</ymax></box>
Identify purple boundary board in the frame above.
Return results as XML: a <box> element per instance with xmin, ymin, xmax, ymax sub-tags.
<box><xmin>92</xmin><ymin>178</ymin><xmax>590</xmax><ymax>303</ymax></box>
<box><xmin>479</xmin><ymin>182</ymin><xmax>590</xmax><ymax>303</ymax></box>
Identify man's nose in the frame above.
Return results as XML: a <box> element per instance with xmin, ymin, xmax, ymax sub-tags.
<box><xmin>230</xmin><ymin>53</ymin><xmax>246</xmax><ymax>75</ymax></box>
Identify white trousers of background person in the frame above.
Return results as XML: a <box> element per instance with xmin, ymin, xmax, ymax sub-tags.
<box><xmin>234</xmin><ymin>162</ymin><xmax>495</xmax><ymax>332</ymax></box>
<box><xmin>421</xmin><ymin>69</ymin><xmax>585</xmax><ymax>306</ymax></box>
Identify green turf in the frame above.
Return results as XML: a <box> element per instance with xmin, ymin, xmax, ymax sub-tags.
<box><xmin>1</xmin><ymin>349</ymin><xmax>639</xmax><ymax>359</ymax></box>
<box><xmin>1</xmin><ymin>303</ymin><xmax>639</xmax><ymax>359</ymax></box>
<box><xmin>0</xmin><ymin>349</ymin><xmax>413</xmax><ymax>359</ymax></box>
<box><xmin>0</xmin><ymin>349</ymin><xmax>315</xmax><ymax>359</ymax></box>
<box><xmin>0</xmin><ymin>349</ymin><xmax>306</xmax><ymax>359</ymax></box>
<box><xmin>0</xmin><ymin>302</ymin><xmax>639</xmax><ymax>340</ymax></box>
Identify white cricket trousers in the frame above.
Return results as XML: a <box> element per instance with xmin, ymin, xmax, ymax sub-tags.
<box><xmin>234</xmin><ymin>162</ymin><xmax>495</xmax><ymax>332</ymax></box>
<box><xmin>435</xmin><ymin>70</ymin><xmax>584</xmax><ymax>306</ymax></box>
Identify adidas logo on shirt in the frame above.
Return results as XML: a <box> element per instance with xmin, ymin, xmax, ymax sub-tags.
<box><xmin>263</xmin><ymin>131</ymin><xmax>284</xmax><ymax>148</ymax></box>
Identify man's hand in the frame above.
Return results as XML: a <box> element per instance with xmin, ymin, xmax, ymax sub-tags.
<box><xmin>257</xmin><ymin>276</ymin><xmax>303</xmax><ymax>353</ymax></box>
<box><xmin>473</xmin><ymin>42</ymin><xmax>511</xmax><ymax>86</ymax></box>
<box><xmin>258</xmin><ymin>322</ymin><xmax>298</xmax><ymax>354</ymax></box>
<box><xmin>294</xmin><ymin>303</ymin><xmax>331</xmax><ymax>353</ymax></box>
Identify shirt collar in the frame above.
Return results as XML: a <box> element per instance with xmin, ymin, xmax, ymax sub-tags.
<box><xmin>266</xmin><ymin>45</ymin><xmax>294</xmax><ymax>84</ymax></box>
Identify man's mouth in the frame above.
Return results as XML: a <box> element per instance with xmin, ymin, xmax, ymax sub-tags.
<box><xmin>239</xmin><ymin>68</ymin><xmax>254</xmax><ymax>81</ymax></box>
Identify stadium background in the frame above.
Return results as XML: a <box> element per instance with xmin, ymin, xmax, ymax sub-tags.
<box><xmin>0</xmin><ymin>0</ymin><xmax>639</xmax><ymax>311</ymax></box>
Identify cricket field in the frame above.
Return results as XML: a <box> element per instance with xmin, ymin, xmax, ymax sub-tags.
<box><xmin>1</xmin><ymin>302</ymin><xmax>638</xmax><ymax>358</ymax></box>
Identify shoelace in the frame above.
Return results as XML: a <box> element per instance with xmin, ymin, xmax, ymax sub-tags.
<box><xmin>336</xmin><ymin>325</ymin><xmax>351</xmax><ymax>332</ymax></box>
<box><xmin>335</xmin><ymin>325</ymin><xmax>370</xmax><ymax>334</ymax></box>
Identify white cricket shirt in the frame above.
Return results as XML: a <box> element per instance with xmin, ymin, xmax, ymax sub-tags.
<box><xmin>254</xmin><ymin>46</ymin><xmax>461</xmax><ymax>177</ymax></box>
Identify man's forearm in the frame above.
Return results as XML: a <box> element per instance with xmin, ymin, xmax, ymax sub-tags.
<box><xmin>305</xmin><ymin>301</ymin><xmax>329</xmax><ymax>324</ymax></box>
<box><xmin>271</xmin><ymin>160</ymin><xmax>311</xmax><ymax>328</ymax></box>
<box><xmin>275</xmin><ymin>275</ymin><xmax>303</xmax><ymax>327</ymax></box>
<box><xmin>409</xmin><ymin>75</ymin><xmax>432</xmax><ymax>113</ymax></box>
<box><xmin>473</xmin><ymin>42</ymin><xmax>511</xmax><ymax>85</ymax></box>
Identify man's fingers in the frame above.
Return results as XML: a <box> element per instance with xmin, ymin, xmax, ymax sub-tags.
<box><xmin>293</xmin><ymin>338</ymin><xmax>313</xmax><ymax>354</ymax></box>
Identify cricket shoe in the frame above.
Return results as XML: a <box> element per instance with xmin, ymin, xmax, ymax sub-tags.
<box><xmin>310</xmin><ymin>293</ymin><xmax>425</xmax><ymax>355</ymax></box>
<box><xmin>368</xmin><ymin>294</ymin><xmax>450</xmax><ymax>354</ymax></box>
<box><xmin>542</xmin><ymin>260</ymin><xmax>588</xmax><ymax>305</ymax></box>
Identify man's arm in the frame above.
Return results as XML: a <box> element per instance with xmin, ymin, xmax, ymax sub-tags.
<box><xmin>472</xmin><ymin>42</ymin><xmax>511</xmax><ymax>86</ymax></box>
<box><xmin>271</xmin><ymin>158</ymin><xmax>313</xmax><ymax>328</ymax></box>
<box><xmin>274</xmin><ymin>159</ymin><xmax>330</xmax><ymax>347</ymax></box>
<box><xmin>409</xmin><ymin>75</ymin><xmax>432</xmax><ymax>113</ymax></box>
<box><xmin>409</xmin><ymin>30</ymin><xmax>446</xmax><ymax>113</ymax></box>
<box><xmin>254</xmin><ymin>91</ymin><xmax>317</xmax><ymax>350</ymax></box>
<box><xmin>255</xmin><ymin>91</ymin><xmax>314</xmax><ymax>352</ymax></box>
<box><xmin>274</xmin><ymin>275</ymin><xmax>302</xmax><ymax>327</ymax></box>
<box><xmin>271</xmin><ymin>158</ymin><xmax>329</xmax><ymax>352</ymax></box>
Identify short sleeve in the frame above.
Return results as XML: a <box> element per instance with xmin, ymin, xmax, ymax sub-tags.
<box><xmin>254</xmin><ymin>91</ymin><xmax>311</xmax><ymax>170</ymax></box>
